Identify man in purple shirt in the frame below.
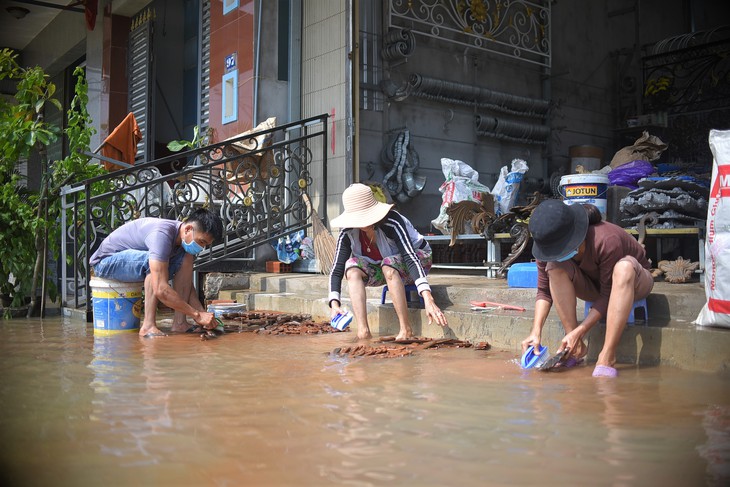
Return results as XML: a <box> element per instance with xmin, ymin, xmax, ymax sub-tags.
<box><xmin>90</xmin><ymin>209</ymin><xmax>223</xmax><ymax>337</ymax></box>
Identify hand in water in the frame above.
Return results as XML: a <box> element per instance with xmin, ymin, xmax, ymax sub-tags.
<box><xmin>561</xmin><ymin>328</ymin><xmax>587</xmax><ymax>358</ymax></box>
<box><xmin>195</xmin><ymin>310</ymin><xmax>216</xmax><ymax>328</ymax></box>
<box><xmin>521</xmin><ymin>333</ymin><xmax>542</xmax><ymax>355</ymax></box>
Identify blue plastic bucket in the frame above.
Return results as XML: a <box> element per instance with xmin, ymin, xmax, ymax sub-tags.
<box><xmin>90</xmin><ymin>277</ymin><xmax>144</xmax><ymax>335</ymax></box>
<box><xmin>559</xmin><ymin>173</ymin><xmax>609</xmax><ymax>218</ymax></box>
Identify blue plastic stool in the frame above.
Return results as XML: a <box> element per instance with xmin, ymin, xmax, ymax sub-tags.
<box><xmin>584</xmin><ymin>297</ymin><xmax>648</xmax><ymax>325</ymax></box>
<box><xmin>381</xmin><ymin>283</ymin><xmax>424</xmax><ymax>306</ymax></box>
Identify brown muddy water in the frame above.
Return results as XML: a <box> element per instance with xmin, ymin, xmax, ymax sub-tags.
<box><xmin>0</xmin><ymin>316</ymin><xmax>729</xmax><ymax>487</ymax></box>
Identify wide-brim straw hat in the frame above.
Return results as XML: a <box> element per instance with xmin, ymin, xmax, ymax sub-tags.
<box><xmin>330</xmin><ymin>183</ymin><xmax>393</xmax><ymax>228</ymax></box>
<box><xmin>529</xmin><ymin>199</ymin><xmax>588</xmax><ymax>261</ymax></box>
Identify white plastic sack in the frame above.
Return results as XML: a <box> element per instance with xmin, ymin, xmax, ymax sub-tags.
<box><xmin>491</xmin><ymin>158</ymin><xmax>528</xmax><ymax>216</ymax></box>
<box><xmin>431</xmin><ymin>158</ymin><xmax>491</xmax><ymax>234</ymax></box>
<box><xmin>694</xmin><ymin>129</ymin><xmax>730</xmax><ymax>328</ymax></box>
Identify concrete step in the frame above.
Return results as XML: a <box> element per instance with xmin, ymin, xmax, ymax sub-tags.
<box><xmin>205</xmin><ymin>271</ymin><xmax>729</xmax><ymax>375</ymax></box>
<box><xmin>225</xmin><ymin>271</ymin><xmax>707</xmax><ymax>322</ymax></box>
<box><xmin>245</xmin><ymin>287</ymin><xmax>728</xmax><ymax>375</ymax></box>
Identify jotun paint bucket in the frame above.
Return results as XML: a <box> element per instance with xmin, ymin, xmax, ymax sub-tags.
<box><xmin>559</xmin><ymin>173</ymin><xmax>609</xmax><ymax>219</ymax></box>
<box><xmin>90</xmin><ymin>277</ymin><xmax>144</xmax><ymax>335</ymax></box>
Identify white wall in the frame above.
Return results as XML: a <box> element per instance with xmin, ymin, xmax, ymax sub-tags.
<box><xmin>302</xmin><ymin>0</ymin><xmax>349</xmax><ymax>222</ymax></box>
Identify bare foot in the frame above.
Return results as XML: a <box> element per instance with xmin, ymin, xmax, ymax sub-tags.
<box><xmin>573</xmin><ymin>340</ymin><xmax>588</xmax><ymax>359</ymax></box>
<box><xmin>357</xmin><ymin>329</ymin><xmax>372</xmax><ymax>340</ymax></box>
<box><xmin>595</xmin><ymin>350</ymin><xmax>616</xmax><ymax>368</ymax></box>
<box><xmin>139</xmin><ymin>325</ymin><xmax>166</xmax><ymax>337</ymax></box>
<box><xmin>396</xmin><ymin>330</ymin><xmax>414</xmax><ymax>340</ymax></box>
<box><xmin>171</xmin><ymin>322</ymin><xmax>191</xmax><ymax>333</ymax></box>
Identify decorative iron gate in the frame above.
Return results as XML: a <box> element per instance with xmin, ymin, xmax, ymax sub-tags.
<box><xmin>60</xmin><ymin>114</ymin><xmax>329</xmax><ymax>312</ymax></box>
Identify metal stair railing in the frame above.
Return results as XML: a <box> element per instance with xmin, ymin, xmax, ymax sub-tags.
<box><xmin>60</xmin><ymin>114</ymin><xmax>329</xmax><ymax>312</ymax></box>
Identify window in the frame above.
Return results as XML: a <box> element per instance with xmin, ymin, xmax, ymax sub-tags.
<box><xmin>223</xmin><ymin>0</ymin><xmax>238</xmax><ymax>15</ymax></box>
<box><xmin>222</xmin><ymin>69</ymin><xmax>238</xmax><ymax>124</ymax></box>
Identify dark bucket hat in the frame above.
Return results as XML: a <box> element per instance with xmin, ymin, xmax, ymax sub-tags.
<box><xmin>529</xmin><ymin>200</ymin><xmax>589</xmax><ymax>261</ymax></box>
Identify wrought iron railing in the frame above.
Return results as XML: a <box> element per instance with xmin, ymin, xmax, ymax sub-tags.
<box><xmin>388</xmin><ymin>0</ymin><xmax>551</xmax><ymax>68</ymax></box>
<box><xmin>60</xmin><ymin>114</ymin><xmax>328</xmax><ymax>312</ymax></box>
<box><xmin>641</xmin><ymin>32</ymin><xmax>730</xmax><ymax>164</ymax></box>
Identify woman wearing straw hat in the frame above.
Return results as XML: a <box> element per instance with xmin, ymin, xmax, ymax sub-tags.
<box><xmin>521</xmin><ymin>200</ymin><xmax>654</xmax><ymax>378</ymax></box>
<box><xmin>328</xmin><ymin>183</ymin><xmax>448</xmax><ymax>340</ymax></box>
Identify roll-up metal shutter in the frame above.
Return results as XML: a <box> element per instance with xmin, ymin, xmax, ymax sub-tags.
<box><xmin>128</xmin><ymin>11</ymin><xmax>155</xmax><ymax>162</ymax></box>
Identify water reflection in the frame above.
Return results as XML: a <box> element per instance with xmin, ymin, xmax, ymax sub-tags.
<box><xmin>698</xmin><ymin>405</ymin><xmax>730</xmax><ymax>486</ymax></box>
<box><xmin>90</xmin><ymin>334</ymin><xmax>159</xmax><ymax>464</ymax></box>
<box><xmin>0</xmin><ymin>318</ymin><xmax>728</xmax><ymax>486</ymax></box>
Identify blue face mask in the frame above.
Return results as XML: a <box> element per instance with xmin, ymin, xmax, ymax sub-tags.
<box><xmin>555</xmin><ymin>249</ymin><xmax>578</xmax><ymax>262</ymax></box>
<box><xmin>182</xmin><ymin>228</ymin><xmax>204</xmax><ymax>256</ymax></box>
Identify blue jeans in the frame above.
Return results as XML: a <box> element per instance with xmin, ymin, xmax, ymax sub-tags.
<box><xmin>93</xmin><ymin>249</ymin><xmax>185</xmax><ymax>282</ymax></box>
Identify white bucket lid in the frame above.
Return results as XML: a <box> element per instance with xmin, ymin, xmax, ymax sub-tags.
<box><xmin>560</xmin><ymin>173</ymin><xmax>609</xmax><ymax>185</ymax></box>
<box><xmin>89</xmin><ymin>277</ymin><xmax>144</xmax><ymax>290</ymax></box>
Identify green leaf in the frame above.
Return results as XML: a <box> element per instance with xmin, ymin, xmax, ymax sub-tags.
<box><xmin>167</xmin><ymin>140</ymin><xmax>190</xmax><ymax>152</ymax></box>
<box><xmin>36</xmin><ymin>132</ymin><xmax>49</xmax><ymax>145</ymax></box>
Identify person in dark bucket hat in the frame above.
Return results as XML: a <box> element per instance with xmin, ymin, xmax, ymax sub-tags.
<box><xmin>522</xmin><ymin>200</ymin><xmax>654</xmax><ymax>378</ymax></box>
<box><xmin>529</xmin><ymin>200</ymin><xmax>589</xmax><ymax>262</ymax></box>
<box><xmin>328</xmin><ymin>183</ymin><xmax>448</xmax><ymax>340</ymax></box>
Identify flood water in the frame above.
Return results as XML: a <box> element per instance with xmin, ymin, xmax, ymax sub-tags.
<box><xmin>0</xmin><ymin>316</ymin><xmax>729</xmax><ymax>486</ymax></box>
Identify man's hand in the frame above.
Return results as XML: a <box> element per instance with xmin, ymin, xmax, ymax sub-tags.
<box><xmin>194</xmin><ymin>310</ymin><xmax>217</xmax><ymax>328</ymax></box>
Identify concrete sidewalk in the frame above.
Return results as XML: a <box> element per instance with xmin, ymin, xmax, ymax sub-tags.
<box><xmin>208</xmin><ymin>270</ymin><xmax>730</xmax><ymax>376</ymax></box>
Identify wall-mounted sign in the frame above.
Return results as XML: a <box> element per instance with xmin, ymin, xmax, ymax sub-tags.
<box><xmin>225</xmin><ymin>53</ymin><xmax>237</xmax><ymax>72</ymax></box>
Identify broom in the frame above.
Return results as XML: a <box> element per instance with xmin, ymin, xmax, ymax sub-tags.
<box><xmin>302</xmin><ymin>193</ymin><xmax>336</xmax><ymax>275</ymax></box>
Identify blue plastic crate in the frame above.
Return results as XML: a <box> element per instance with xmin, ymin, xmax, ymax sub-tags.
<box><xmin>507</xmin><ymin>262</ymin><xmax>538</xmax><ymax>288</ymax></box>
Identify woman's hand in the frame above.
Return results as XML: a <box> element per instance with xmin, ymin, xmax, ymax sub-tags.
<box><xmin>560</xmin><ymin>326</ymin><xmax>586</xmax><ymax>357</ymax></box>
<box><xmin>330</xmin><ymin>302</ymin><xmax>342</xmax><ymax>319</ymax></box>
<box><xmin>521</xmin><ymin>332</ymin><xmax>542</xmax><ymax>355</ymax></box>
<box><xmin>422</xmin><ymin>292</ymin><xmax>448</xmax><ymax>327</ymax></box>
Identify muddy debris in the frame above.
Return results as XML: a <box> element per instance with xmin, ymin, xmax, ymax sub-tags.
<box><xmin>204</xmin><ymin>310</ymin><xmax>345</xmax><ymax>335</ymax></box>
<box><xmin>332</xmin><ymin>344</ymin><xmax>414</xmax><ymax>359</ymax></box>
<box><xmin>200</xmin><ymin>329</ymin><xmax>219</xmax><ymax>341</ymax></box>
<box><xmin>256</xmin><ymin>320</ymin><xmax>347</xmax><ymax>335</ymax></box>
<box><xmin>186</xmin><ymin>325</ymin><xmax>223</xmax><ymax>340</ymax></box>
<box><xmin>332</xmin><ymin>336</ymin><xmax>480</xmax><ymax>359</ymax></box>
<box><xmin>377</xmin><ymin>336</ymin><xmax>474</xmax><ymax>349</ymax></box>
